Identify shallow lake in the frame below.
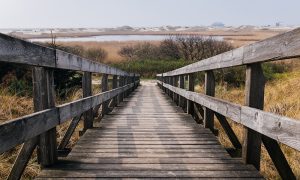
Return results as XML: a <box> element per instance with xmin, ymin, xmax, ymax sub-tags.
<box><xmin>30</xmin><ymin>34</ymin><xmax>223</xmax><ymax>42</ymax></box>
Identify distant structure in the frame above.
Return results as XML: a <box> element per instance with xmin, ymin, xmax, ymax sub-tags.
<box><xmin>211</xmin><ymin>22</ymin><xmax>225</xmax><ymax>27</ymax></box>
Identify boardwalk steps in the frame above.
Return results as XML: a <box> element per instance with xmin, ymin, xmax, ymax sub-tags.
<box><xmin>37</xmin><ymin>82</ymin><xmax>262</xmax><ymax>179</ymax></box>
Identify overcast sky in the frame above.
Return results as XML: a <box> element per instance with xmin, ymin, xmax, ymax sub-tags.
<box><xmin>0</xmin><ymin>0</ymin><xmax>299</xmax><ymax>28</ymax></box>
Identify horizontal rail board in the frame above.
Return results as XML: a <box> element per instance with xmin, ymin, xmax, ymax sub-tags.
<box><xmin>0</xmin><ymin>82</ymin><xmax>137</xmax><ymax>153</ymax></box>
<box><xmin>159</xmin><ymin>28</ymin><xmax>300</xmax><ymax>76</ymax></box>
<box><xmin>0</xmin><ymin>33</ymin><xmax>137</xmax><ymax>76</ymax></box>
<box><xmin>158</xmin><ymin>80</ymin><xmax>300</xmax><ymax>151</ymax></box>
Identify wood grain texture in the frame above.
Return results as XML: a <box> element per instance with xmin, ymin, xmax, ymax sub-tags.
<box><xmin>0</xmin><ymin>33</ymin><xmax>136</xmax><ymax>76</ymax></box>
<box><xmin>38</xmin><ymin>81</ymin><xmax>261</xmax><ymax>179</ymax></box>
<box><xmin>161</xmin><ymin>28</ymin><xmax>300</xmax><ymax>76</ymax></box>
<box><xmin>158</xmin><ymin>81</ymin><xmax>300</xmax><ymax>151</ymax></box>
<box><xmin>0</xmin><ymin>82</ymin><xmax>137</xmax><ymax>154</ymax></box>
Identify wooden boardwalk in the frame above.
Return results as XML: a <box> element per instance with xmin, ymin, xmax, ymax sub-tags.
<box><xmin>37</xmin><ymin>81</ymin><xmax>262</xmax><ymax>179</ymax></box>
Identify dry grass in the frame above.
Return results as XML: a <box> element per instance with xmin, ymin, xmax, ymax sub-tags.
<box><xmin>195</xmin><ymin>60</ymin><xmax>300</xmax><ymax>179</ymax></box>
<box><xmin>0</xmin><ymin>87</ymin><xmax>84</xmax><ymax>179</ymax></box>
<box><xmin>58</xmin><ymin>41</ymin><xmax>161</xmax><ymax>63</ymax></box>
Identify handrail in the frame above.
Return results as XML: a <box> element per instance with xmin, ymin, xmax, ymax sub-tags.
<box><xmin>0</xmin><ymin>33</ymin><xmax>139</xmax><ymax>77</ymax></box>
<box><xmin>158</xmin><ymin>27</ymin><xmax>300</xmax><ymax>77</ymax></box>
<box><xmin>156</xmin><ymin>28</ymin><xmax>300</xmax><ymax>179</ymax></box>
<box><xmin>0</xmin><ymin>82</ymin><xmax>137</xmax><ymax>153</ymax></box>
<box><xmin>0</xmin><ymin>33</ymin><xmax>140</xmax><ymax>179</ymax></box>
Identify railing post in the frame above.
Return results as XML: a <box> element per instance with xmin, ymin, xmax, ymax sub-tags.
<box><xmin>118</xmin><ymin>76</ymin><xmax>123</xmax><ymax>103</ymax></box>
<box><xmin>112</xmin><ymin>75</ymin><xmax>118</xmax><ymax>107</ymax></box>
<box><xmin>242</xmin><ymin>63</ymin><xmax>263</xmax><ymax>170</ymax></box>
<box><xmin>204</xmin><ymin>71</ymin><xmax>215</xmax><ymax>132</ymax></box>
<box><xmin>187</xmin><ymin>73</ymin><xmax>195</xmax><ymax>115</ymax></box>
<box><xmin>33</xmin><ymin>67</ymin><xmax>57</xmax><ymax>166</ymax></box>
<box><xmin>101</xmin><ymin>74</ymin><xmax>109</xmax><ymax>115</ymax></box>
<box><xmin>83</xmin><ymin>72</ymin><xmax>93</xmax><ymax>131</ymax></box>
<box><xmin>174</xmin><ymin>76</ymin><xmax>179</xmax><ymax>105</ymax></box>
<box><xmin>179</xmin><ymin>75</ymin><xmax>185</xmax><ymax>109</ymax></box>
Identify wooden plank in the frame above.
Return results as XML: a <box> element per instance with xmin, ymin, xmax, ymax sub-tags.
<box><xmin>0</xmin><ymin>33</ymin><xmax>133</xmax><ymax>76</ymax></box>
<box><xmin>215</xmin><ymin>113</ymin><xmax>242</xmax><ymax>149</ymax></box>
<box><xmin>33</xmin><ymin>67</ymin><xmax>57</xmax><ymax>166</ymax></box>
<box><xmin>101</xmin><ymin>74</ymin><xmax>109</xmax><ymax>115</ymax></box>
<box><xmin>262</xmin><ymin>135</ymin><xmax>295</xmax><ymax>179</ymax></box>
<box><xmin>38</xmin><ymin>169</ymin><xmax>262</xmax><ymax>178</ymax></box>
<box><xmin>0</xmin><ymin>83</ymin><xmax>136</xmax><ymax>153</ymax></box>
<box><xmin>58</xmin><ymin>115</ymin><xmax>82</xmax><ymax>150</ymax></box>
<box><xmin>162</xmin><ymin>28</ymin><xmax>300</xmax><ymax>76</ymax></box>
<box><xmin>82</xmin><ymin>72</ymin><xmax>93</xmax><ymax>130</ymax></box>
<box><xmin>112</xmin><ymin>75</ymin><xmax>118</xmax><ymax>107</ymax></box>
<box><xmin>204</xmin><ymin>71</ymin><xmax>215</xmax><ymax>131</ymax></box>
<box><xmin>242</xmin><ymin>63</ymin><xmax>264</xmax><ymax>170</ymax></box>
<box><xmin>187</xmin><ymin>73</ymin><xmax>195</xmax><ymax>115</ymax></box>
<box><xmin>159</xmin><ymin>81</ymin><xmax>300</xmax><ymax>151</ymax></box>
<box><xmin>7</xmin><ymin>137</ymin><xmax>38</xmax><ymax>180</ymax></box>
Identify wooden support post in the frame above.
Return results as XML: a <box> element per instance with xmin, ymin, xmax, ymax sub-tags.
<box><xmin>215</xmin><ymin>113</ymin><xmax>242</xmax><ymax>150</ymax></box>
<box><xmin>193</xmin><ymin>103</ymin><xmax>204</xmax><ymax>124</ymax></box>
<box><xmin>118</xmin><ymin>76</ymin><xmax>123</xmax><ymax>103</ymax></box>
<box><xmin>179</xmin><ymin>75</ymin><xmax>185</xmax><ymax>108</ymax></box>
<box><xmin>172</xmin><ymin>76</ymin><xmax>176</xmax><ymax>102</ymax></box>
<box><xmin>112</xmin><ymin>75</ymin><xmax>118</xmax><ymax>107</ymax></box>
<box><xmin>83</xmin><ymin>72</ymin><xmax>93</xmax><ymax>131</ymax></box>
<box><xmin>261</xmin><ymin>136</ymin><xmax>295</xmax><ymax>179</ymax></box>
<box><xmin>101</xmin><ymin>74</ymin><xmax>109</xmax><ymax>115</ymax></box>
<box><xmin>204</xmin><ymin>71</ymin><xmax>215</xmax><ymax>132</ymax></box>
<box><xmin>7</xmin><ymin>137</ymin><xmax>38</xmax><ymax>180</ymax></box>
<box><xmin>187</xmin><ymin>73</ymin><xmax>195</xmax><ymax>115</ymax></box>
<box><xmin>58</xmin><ymin>115</ymin><xmax>82</xmax><ymax>151</ymax></box>
<box><xmin>33</xmin><ymin>67</ymin><xmax>57</xmax><ymax>167</ymax></box>
<box><xmin>173</xmin><ymin>76</ymin><xmax>178</xmax><ymax>105</ymax></box>
<box><xmin>242</xmin><ymin>63</ymin><xmax>264</xmax><ymax>170</ymax></box>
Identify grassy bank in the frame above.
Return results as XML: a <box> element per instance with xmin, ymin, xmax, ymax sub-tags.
<box><xmin>111</xmin><ymin>59</ymin><xmax>189</xmax><ymax>78</ymax></box>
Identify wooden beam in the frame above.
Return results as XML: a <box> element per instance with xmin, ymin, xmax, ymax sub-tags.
<box><xmin>83</xmin><ymin>72</ymin><xmax>93</xmax><ymax>131</ymax></box>
<box><xmin>158</xmin><ymin>81</ymin><xmax>300</xmax><ymax>152</ymax></box>
<box><xmin>179</xmin><ymin>75</ymin><xmax>185</xmax><ymax>109</ymax></box>
<box><xmin>0</xmin><ymin>83</ymin><xmax>136</xmax><ymax>154</ymax></box>
<box><xmin>161</xmin><ymin>28</ymin><xmax>300</xmax><ymax>76</ymax></box>
<box><xmin>204</xmin><ymin>71</ymin><xmax>215</xmax><ymax>132</ymax></box>
<box><xmin>101</xmin><ymin>74</ymin><xmax>109</xmax><ymax>115</ymax></box>
<box><xmin>215</xmin><ymin>113</ymin><xmax>242</xmax><ymax>150</ymax></box>
<box><xmin>58</xmin><ymin>115</ymin><xmax>82</xmax><ymax>150</ymax></box>
<box><xmin>187</xmin><ymin>73</ymin><xmax>195</xmax><ymax>115</ymax></box>
<box><xmin>7</xmin><ymin>137</ymin><xmax>38</xmax><ymax>180</ymax></box>
<box><xmin>242</xmin><ymin>63</ymin><xmax>264</xmax><ymax>170</ymax></box>
<box><xmin>33</xmin><ymin>67</ymin><xmax>57</xmax><ymax>167</ymax></box>
<box><xmin>112</xmin><ymin>75</ymin><xmax>118</xmax><ymax>107</ymax></box>
<box><xmin>262</xmin><ymin>136</ymin><xmax>295</xmax><ymax>180</ymax></box>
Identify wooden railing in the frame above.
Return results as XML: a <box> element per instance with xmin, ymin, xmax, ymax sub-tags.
<box><xmin>0</xmin><ymin>33</ymin><xmax>140</xmax><ymax>180</ymax></box>
<box><xmin>157</xmin><ymin>28</ymin><xmax>300</xmax><ymax>180</ymax></box>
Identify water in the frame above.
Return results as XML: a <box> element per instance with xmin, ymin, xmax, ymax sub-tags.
<box><xmin>29</xmin><ymin>34</ymin><xmax>223</xmax><ymax>42</ymax></box>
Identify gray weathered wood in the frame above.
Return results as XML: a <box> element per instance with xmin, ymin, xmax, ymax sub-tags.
<box><xmin>101</xmin><ymin>74</ymin><xmax>109</xmax><ymax>115</ymax></box>
<box><xmin>161</xmin><ymin>28</ymin><xmax>300</xmax><ymax>76</ymax></box>
<box><xmin>158</xmin><ymin>81</ymin><xmax>300</xmax><ymax>151</ymax></box>
<box><xmin>179</xmin><ymin>75</ymin><xmax>185</xmax><ymax>109</ymax></box>
<box><xmin>33</xmin><ymin>67</ymin><xmax>57</xmax><ymax>166</ymax></box>
<box><xmin>242</xmin><ymin>63</ymin><xmax>264</xmax><ymax>170</ymax></box>
<box><xmin>262</xmin><ymin>135</ymin><xmax>295</xmax><ymax>180</ymax></box>
<box><xmin>0</xmin><ymin>83</ymin><xmax>136</xmax><ymax>154</ymax></box>
<box><xmin>7</xmin><ymin>137</ymin><xmax>38</xmax><ymax>180</ymax></box>
<box><xmin>215</xmin><ymin>113</ymin><xmax>242</xmax><ymax>150</ymax></box>
<box><xmin>82</xmin><ymin>72</ymin><xmax>93</xmax><ymax>130</ymax></box>
<box><xmin>204</xmin><ymin>71</ymin><xmax>215</xmax><ymax>132</ymax></box>
<box><xmin>112</xmin><ymin>75</ymin><xmax>118</xmax><ymax>107</ymax></box>
<box><xmin>0</xmin><ymin>33</ymin><xmax>136</xmax><ymax>76</ymax></box>
<box><xmin>58</xmin><ymin>115</ymin><xmax>82</xmax><ymax>150</ymax></box>
<box><xmin>187</xmin><ymin>73</ymin><xmax>195</xmax><ymax>115</ymax></box>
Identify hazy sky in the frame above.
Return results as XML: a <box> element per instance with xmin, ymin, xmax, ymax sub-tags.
<box><xmin>0</xmin><ymin>0</ymin><xmax>299</xmax><ymax>28</ymax></box>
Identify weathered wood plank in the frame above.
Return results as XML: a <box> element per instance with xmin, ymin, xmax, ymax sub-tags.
<box><xmin>82</xmin><ymin>72</ymin><xmax>93</xmax><ymax>130</ymax></box>
<box><xmin>161</xmin><ymin>28</ymin><xmax>300</xmax><ymax>76</ymax></box>
<box><xmin>0</xmin><ymin>83</ymin><xmax>136</xmax><ymax>153</ymax></box>
<box><xmin>159</xmin><ymin>81</ymin><xmax>300</xmax><ymax>151</ymax></box>
<box><xmin>0</xmin><ymin>33</ymin><xmax>136</xmax><ymax>76</ymax></box>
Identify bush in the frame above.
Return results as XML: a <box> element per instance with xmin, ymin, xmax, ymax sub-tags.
<box><xmin>85</xmin><ymin>48</ymin><xmax>108</xmax><ymax>63</ymax></box>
